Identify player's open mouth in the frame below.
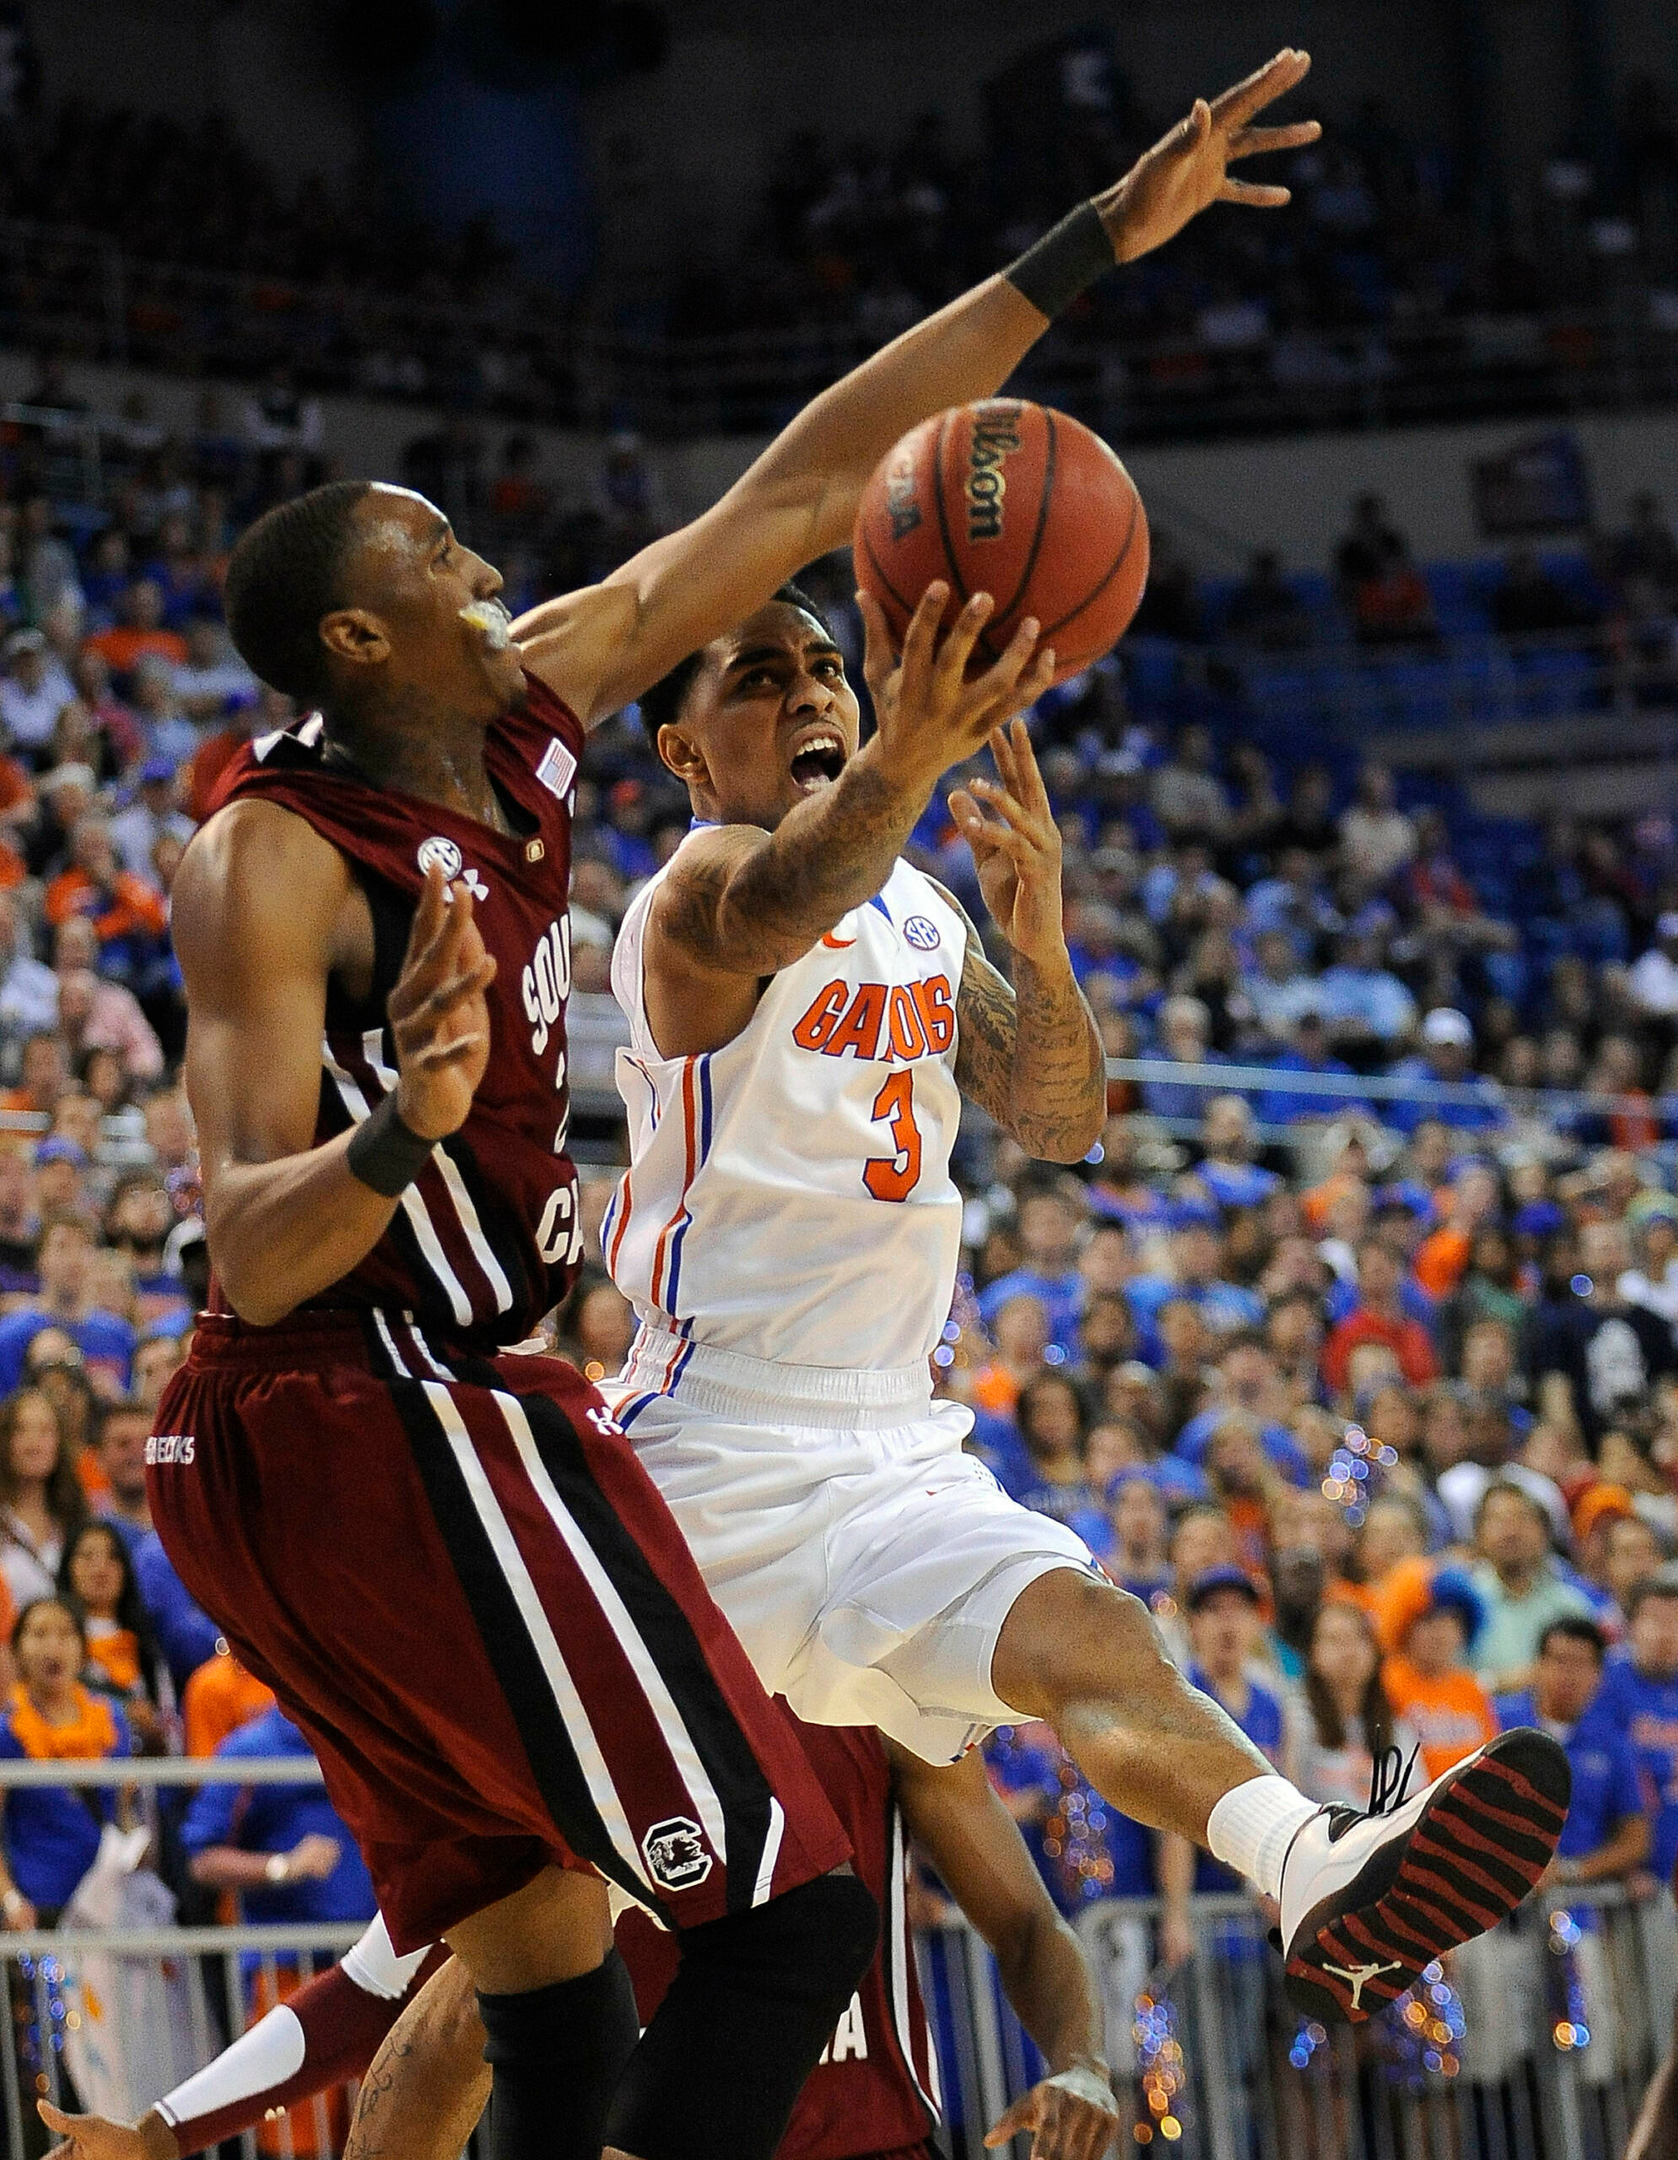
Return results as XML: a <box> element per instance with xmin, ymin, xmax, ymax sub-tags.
<box><xmin>789</xmin><ymin>733</ymin><xmax>846</xmax><ymax>792</ymax></box>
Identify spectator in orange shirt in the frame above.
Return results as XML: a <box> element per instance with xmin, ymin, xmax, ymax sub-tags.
<box><xmin>84</xmin><ymin>578</ymin><xmax>188</xmax><ymax>679</ymax></box>
<box><xmin>971</xmin><ymin>1293</ymin><xmax>1051</xmax><ymax>1418</ymax></box>
<box><xmin>183</xmin><ymin>1640</ymin><xmax>276</xmax><ymax>1758</ymax></box>
<box><xmin>1413</xmin><ymin>1160</ymin><xmax>1501</xmax><ymax>1299</ymax></box>
<box><xmin>0</xmin><ymin>1029</ymin><xmax>68</xmax><ymax>1118</ymax></box>
<box><xmin>1375</xmin><ymin>1555</ymin><xmax>1498</xmax><ymax>1779</ymax></box>
<box><xmin>1322</xmin><ymin>1239</ymin><xmax>1439</xmax><ymax>1394</ymax></box>
<box><xmin>45</xmin><ymin>813</ymin><xmax>169</xmax><ymax>945</ymax></box>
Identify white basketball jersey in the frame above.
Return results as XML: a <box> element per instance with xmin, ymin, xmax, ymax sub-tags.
<box><xmin>606</xmin><ymin>846</ymin><xmax>968</xmax><ymax>1373</ymax></box>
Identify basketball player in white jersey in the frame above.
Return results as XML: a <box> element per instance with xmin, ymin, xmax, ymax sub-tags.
<box><xmin>602</xmin><ymin>576</ymin><xmax>1571</xmax><ymax>2025</ymax></box>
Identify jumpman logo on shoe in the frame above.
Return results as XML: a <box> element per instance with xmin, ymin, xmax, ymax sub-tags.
<box><xmin>1321</xmin><ymin>1958</ymin><xmax>1403</xmax><ymax>2013</ymax></box>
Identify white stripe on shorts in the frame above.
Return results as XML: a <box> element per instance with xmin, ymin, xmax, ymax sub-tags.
<box><xmin>419</xmin><ymin>1380</ymin><xmax>658</xmax><ymax>1900</ymax></box>
<box><xmin>489</xmin><ymin>1388</ymin><xmax>729</xmax><ymax>1866</ymax></box>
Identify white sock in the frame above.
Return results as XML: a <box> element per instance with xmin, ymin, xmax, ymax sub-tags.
<box><xmin>1207</xmin><ymin>1774</ymin><xmax>1320</xmax><ymax>1900</ymax></box>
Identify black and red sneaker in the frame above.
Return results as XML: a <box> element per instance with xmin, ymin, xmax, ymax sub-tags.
<box><xmin>1278</xmin><ymin>1728</ymin><xmax>1570</xmax><ymax>2024</ymax></box>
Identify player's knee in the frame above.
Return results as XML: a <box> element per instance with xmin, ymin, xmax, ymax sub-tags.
<box><xmin>682</xmin><ymin>1867</ymin><xmax>878</xmax><ymax>2014</ymax></box>
<box><xmin>998</xmin><ymin>1567</ymin><xmax>1168</xmax><ymax>1718</ymax></box>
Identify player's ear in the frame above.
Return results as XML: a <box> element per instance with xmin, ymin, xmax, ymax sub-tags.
<box><xmin>655</xmin><ymin>722</ymin><xmax>707</xmax><ymax>786</ymax></box>
<box><xmin>319</xmin><ymin>609</ymin><xmax>390</xmax><ymax>670</ymax></box>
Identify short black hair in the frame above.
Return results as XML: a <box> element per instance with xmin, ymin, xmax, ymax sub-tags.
<box><xmin>1539</xmin><ymin>1615</ymin><xmax>1607</xmax><ymax>1661</ymax></box>
<box><xmin>223</xmin><ymin>480</ymin><xmax>374</xmax><ymax>704</ymax></box>
<box><xmin>636</xmin><ymin>580</ymin><xmax>837</xmax><ymax>752</ymax></box>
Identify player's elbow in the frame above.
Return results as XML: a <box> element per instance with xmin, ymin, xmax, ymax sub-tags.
<box><xmin>214</xmin><ymin>1253</ymin><xmax>295</xmax><ymax>1330</ymax></box>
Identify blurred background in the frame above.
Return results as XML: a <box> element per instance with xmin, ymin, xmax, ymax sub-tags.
<box><xmin>0</xmin><ymin>3</ymin><xmax>1677</xmax><ymax>2157</ymax></box>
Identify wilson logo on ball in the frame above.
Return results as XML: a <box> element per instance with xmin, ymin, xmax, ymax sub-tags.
<box><xmin>965</xmin><ymin>405</ymin><xmax>1023</xmax><ymax>541</ymax></box>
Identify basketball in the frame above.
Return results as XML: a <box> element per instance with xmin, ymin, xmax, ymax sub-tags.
<box><xmin>852</xmin><ymin>397</ymin><xmax>1150</xmax><ymax>684</ymax></box>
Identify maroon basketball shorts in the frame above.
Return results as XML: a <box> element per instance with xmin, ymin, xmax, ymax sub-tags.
<box><xmin>148</xmin><ymin>1310</ymin><xmax>851</xmax><ymax>1952</ymax></box>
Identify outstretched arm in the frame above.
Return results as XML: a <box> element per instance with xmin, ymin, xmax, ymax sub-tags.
<box><xmin>935</xmin><ymin>721</ymin><xmax>1105</xmax><ymax>1163</ymax></box>
<box><xmin>891</xmin><ymin>1744</ymin><xmax>1118</xmax><ymax>2160</ymax></box>
<box><xmin>514</xmin><ymin>52</ymin><xmax>1318</xmax><ymax>725</ymax></box>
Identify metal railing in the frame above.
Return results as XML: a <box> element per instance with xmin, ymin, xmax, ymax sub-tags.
<box><xmin>928</xmin><ymin>1887</ymin><xmax>1678</xmax><ymax>2160</ymax></box>
<box><xmin>2</xmin><ymin>216</ymin><xmax>1677</xmax><ymax>445</ymax></box>
<box><xmin>1</xmin><ymin>1878</ymin><xmax>1662</xmax><ymax>2160</ymax></box>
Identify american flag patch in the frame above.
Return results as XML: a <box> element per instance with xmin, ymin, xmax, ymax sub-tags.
<box><xmin>536</xmin><ymin>737</ymin><xmax>578</xmax><ymax>801</ymax></box>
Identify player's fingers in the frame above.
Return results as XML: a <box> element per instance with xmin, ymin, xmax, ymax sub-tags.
<box><xmin>899</xmin><ymin>580</ymin><xmax>954</xmax><ymax>694</ymax></box>
<box><xmin>403</xmin><ymin>860</ymin><xmax>448</xmax><ymax>963</ymax></box>
<box><xmin>1211</xmin><ymin>48</ymin><xmax>1311</xmax><ymax>129</ymax></box>
<box><xmin>987</xmin><ymin>717</ymin><xmax>1021</xmax><ymax>794</ymax></box>
<box><xmin>984</xmin><ymin>2094</ymin><xmax>1040</xmax><ymax>2146</ymax></box>
<box><xmin>982</xmin><ymin>645</ymin><xmax>1055</xmax><ymax>728</ymax></box>
<box><xmin>970</xmin><ymin>779</ymin><xmax>1048</xmax><ymax>848</ymax></box>
<box><xmin>1228</xmin><ymin>119</ymin><xmax>1321</xmax><ymax>158</ymax></box>
<box><xmin>932</xmin><ymin>590</ymin><xmax>995</xmax><ymax>690</ymax></box>
<box><xmin>409</xmin><ymin>1031</ymin><xmax>488</xmax><ymax>1072</ymax></box>
<box><xmin>1007</xmin><ymin>715</ymin><xmax>1056</xmax><ymax>819</ymax></box>
<box><xmin>402</xmin><ymin>960</ymin><xmax>498</xmax><ymax>1032</ymax></box>
<box><xmin>1218</xmin><ymin>178</ymin><xmax>1292</xmax><ymax>208</ymax></box>
<box><xmin>966</xmin><ymin>614</ymin><xmax>1041</xmax><ymax>712</ymax></box>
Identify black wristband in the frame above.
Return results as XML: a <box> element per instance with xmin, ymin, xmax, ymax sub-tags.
<box><xmin>346</xmin><ymin>1090</ymin><xmax>436</xmax><ymax>1198</ymax></box>
<box><xmin>1003</xmin><ymin>200</ymin><xmax>1116</xmax><ymax>318</ymax></box>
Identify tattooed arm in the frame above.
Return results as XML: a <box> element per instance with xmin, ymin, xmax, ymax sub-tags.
<box><xmin>934</xmin><ymin>720</ymin><xmax>1106</xmax><ymax>1163</ymax></box>
<box><xmin>642</xmin><ymin>583</ymin><xmax>1053</xmax><ymax>1059</ymax></box>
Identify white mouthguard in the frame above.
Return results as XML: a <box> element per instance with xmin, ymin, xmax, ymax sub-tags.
<box><xmin>459</xmin><ymin>600</ymin><xmax>514</xmax><ymax>651</ymax></box>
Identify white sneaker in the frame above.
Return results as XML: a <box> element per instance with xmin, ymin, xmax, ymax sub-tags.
<box><xmin>1278</xmin><ymin>1728</ymin><xmax>1570</xmax><ymax>2024</ymax></box>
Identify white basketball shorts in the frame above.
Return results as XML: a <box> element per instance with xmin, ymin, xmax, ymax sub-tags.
<box><xmin>604</xmin><ymin>1326</ymin><xmax>1103</xmax><ymax>1763</ymax></box>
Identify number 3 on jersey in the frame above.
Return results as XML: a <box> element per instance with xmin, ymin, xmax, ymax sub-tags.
<box><xmin>864</xmin><ymin>1071</ymin><xmax>922</xmax><ymax>1201</ymax></box>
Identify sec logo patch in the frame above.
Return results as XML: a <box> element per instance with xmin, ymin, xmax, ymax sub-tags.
<box><xmin>903</xmin><ymin>915</ymin><xmax>941</xmax><ymax>952</ymax></box>
<box><xmin>417</xmin><ymin>836</ymin><xmax>463</xmax><ymax>882</ymax></box>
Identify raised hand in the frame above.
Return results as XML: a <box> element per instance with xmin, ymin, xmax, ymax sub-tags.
<box><xmin>948</xmin><ymin>719</ymin><xmax>1067</xmax><ymax>967</ymax></box>
<box><xmin>1098</xmin><ymin>49</ymin><xmax>1321</xmax><ymax>264</ymax></box>
<box><xmin>984</xmin><ymin>2060</ymin><xmax>1121</xmax><ymax>2160</ymax></box>
<box><xmin>388</xmin><ymin>862</ymin><xmax>497</xmax><ymax>1142</ymax></box>
<box><xmin>859</xmin><ymin>581</ymin><xmax>1056</xmax><ymax>798</ymax></box>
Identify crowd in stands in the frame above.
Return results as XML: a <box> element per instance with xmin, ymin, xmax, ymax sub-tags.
<box><xmin>0</xmin><ymin>391</ymin><xmax>1676</xmax><ymax>2100</ymax></box>
<box><xmin>2</xmin><ymin>45</ymin><xmax>1676</xmax><ymax>438</ymax></box>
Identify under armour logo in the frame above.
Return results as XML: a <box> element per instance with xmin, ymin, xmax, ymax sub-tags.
<box><xmin>1322</xmin><ymin>1957</ymin><xmax>1404</xmax><ymax>2012</ymax></box>
<box><xmin>440</xmin><ymin>869</ymin><xmax>489</xmax><ymax>904</ymax></box>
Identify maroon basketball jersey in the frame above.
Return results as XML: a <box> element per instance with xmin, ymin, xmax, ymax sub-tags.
<box><xmin>619</xmin><ymin>1715</ymin><xmax>942</xmax><ymax>2160</ymax></box>
<box><xmin>212</xmin><ymin>673</ymin><xmax>586</xmax><ymax>1349</ymax></box>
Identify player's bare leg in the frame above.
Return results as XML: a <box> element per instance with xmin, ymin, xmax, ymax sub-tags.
<box><xmin>346</xmin><ymin>1960</ymin><xmax>488</xmax><ymax>2160</ymax></box>
<box><xmin>993</xmin><ymin>1569</ymin><xmax>1569</xmax><ymax>2025</ymax></box>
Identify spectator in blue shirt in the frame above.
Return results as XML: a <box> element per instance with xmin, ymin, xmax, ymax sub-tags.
<box><xmin>1257</xmin><ymin>1012</ymin><xmax>1373</xmax><ymax>1127</ymax></box>
<box><xmin>1161</xmin><ymin>1568</ymin><xmax>1285</xmax><ymax>1965</ymax></box>
<box><xmin>0</xmin><ymin>1217</ymin><xmax>137</xmax><ymax>1397</ymax></box>
<box><xmin>0</xmin><ymin>1597</ymin><xmax>132</xmax><ymax>1926</ymax></box>
<box><xmin>180</xmin><ymin>1704</ymin><xmax>376</xmax><ymax>1932</ymax></box>
<box><xmin>978</xmin><ymin>1180</ymin><xmax>1087</xmax><ymax>1357</ymax></box>
<box><xmin>1141</xmin><ymin>996</ymin><xmax>1228</xmax><ymax>1125</ymax></box>
<box><xmin>132</xmin><ymin>1527</ymin><xmax>223</xmax><ymax>1695</ymax></box>
<box><xmin>1011</xmin><ymin>1373</ymin><xmax>1109</xmax><ymax>1551</ymax></box>
<box><xmin>1194</xmin><ymin>1095</ymin><xmax>1280</xmax><ymax>1211</ymax></box>
<box><xmin>1384</xmin><ymin>1008</ymin><xmax>1507</xmax><ymax>1137</ymax></box>
<box><xmin>1598</xmin><ymin>1574</ymin><xmax>1678</xmax><ymax>1880</ymax></box>
<box><xmin>1496</xmin><ymin>1617</ymin><xmax>1648</xmax><ymax>1892</ymax></box>
<box><xmin>1318</xmin><ymin>929</ymin><xmax>1417</xmax><ymax>1053</ymax></box>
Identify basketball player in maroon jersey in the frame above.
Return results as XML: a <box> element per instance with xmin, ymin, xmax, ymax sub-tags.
<box><xmin>44</xmin><ymin>1717</ymin><xmax>1122</xmax><ymax>2160</ymax></box>
<box><xmin>133</xmin><ymin>52</ymin><xmax>1324</xmax><ymax>2160</ymax></box>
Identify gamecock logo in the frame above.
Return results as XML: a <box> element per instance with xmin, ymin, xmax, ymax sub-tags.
<box><xmin>641</xmin><ymin>1816</ymin><xmax>714</xmax><ymax>1892</ymax></box>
